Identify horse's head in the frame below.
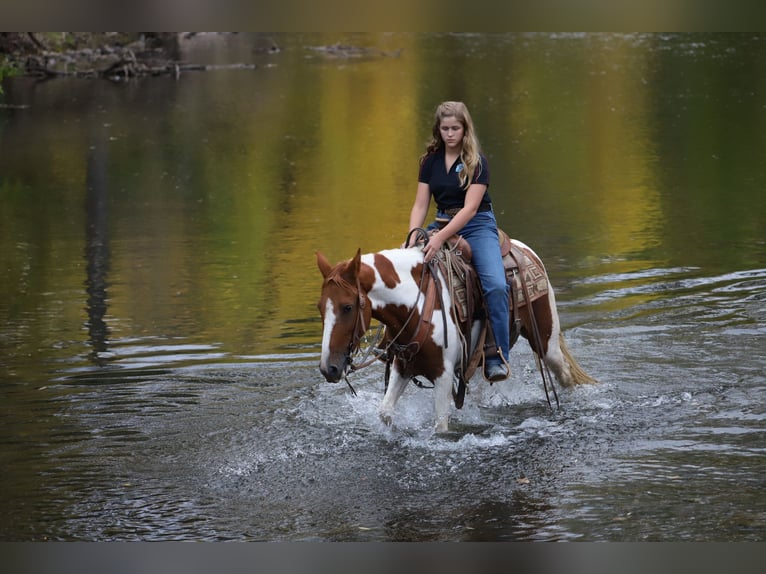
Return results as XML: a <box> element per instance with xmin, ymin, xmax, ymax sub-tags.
<box><xmin>316</xmin><ymin>249</ymin><xmax>371</xmax><ymax>383</ymax></box>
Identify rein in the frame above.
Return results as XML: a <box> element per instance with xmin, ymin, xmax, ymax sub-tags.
<box><xmin>343</xmin><ymin>228</ymin><xmax>450</xmax><ymax>389</ymax></box>
<box><xmin>384</xmin><ymin>228</ymin><xmax>449</xmax><ymax>360</ymax></box>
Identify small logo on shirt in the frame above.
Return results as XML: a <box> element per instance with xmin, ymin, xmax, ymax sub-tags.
<box><xmin>456</xmin><ymin>163</ymin><xmax>464</xmax><ymax>173</ymax></box>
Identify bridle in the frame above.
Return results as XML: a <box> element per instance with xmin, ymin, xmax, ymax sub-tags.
<box><xmin>346</xmin><ymin>274</ymin><xmax>371</xmax><ymax>372</ymax></box>
<box><xmin>324</xmin><ymin>272</ymin><xmax>372</xmax><ymax>396</ymax></box>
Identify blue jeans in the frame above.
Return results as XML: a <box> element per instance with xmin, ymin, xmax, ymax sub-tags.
<box><xmin>428</xmin><ymin>210</ymin><xmax>510</xmax><ymax>362</ymax></box>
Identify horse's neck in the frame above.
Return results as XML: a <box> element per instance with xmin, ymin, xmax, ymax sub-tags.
<box><xmin>363</xmin><ymin>249</ymin><xmax>426</xmax><ymax>322</ymax></box>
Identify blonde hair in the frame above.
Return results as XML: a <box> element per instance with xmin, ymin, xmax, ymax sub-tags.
<box><xmin>421</xmin><ymin>101</ymin><xmax>482</xmax><ymax>189</ymax></box>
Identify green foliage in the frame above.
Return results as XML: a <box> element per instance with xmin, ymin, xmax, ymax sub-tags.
<box><xmin>0</xmin><ymin>55</ymin><xmax>20</xmax><ymax>94</ymax></box>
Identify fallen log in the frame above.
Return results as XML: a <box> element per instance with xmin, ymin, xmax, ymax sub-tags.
<box><xmin>24</xmin><ymin>56</ymin><xmax>259</xmax><ymax>80</ymax></box>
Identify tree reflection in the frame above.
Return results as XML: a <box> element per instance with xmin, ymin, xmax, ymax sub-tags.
<box><xmin>84</xmin><ymin>129</ymin><xmax>110</xmax><ymax>366</ymax></box>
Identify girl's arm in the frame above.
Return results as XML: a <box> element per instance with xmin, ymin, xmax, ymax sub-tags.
<box><xmin>405</xmin><ymin>182</ymin><xmax>432</xmax><ymax>246</ymax></box>
<box><xmin>422</xmin><ymin>183</ymin><xmax>486</xmax><ymax>261</ymax></box>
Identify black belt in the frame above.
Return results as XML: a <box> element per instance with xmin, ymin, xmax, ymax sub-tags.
<box><xmin>438</xmin><ymin>203</ymin><xmax>492</xmax><ymax>217</ymax></box>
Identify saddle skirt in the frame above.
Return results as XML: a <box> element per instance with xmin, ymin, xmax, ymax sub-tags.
<box><xmin>498</xmin><ymin>229</ymin><xmax>549</xmax><ymax>307</ymax></box>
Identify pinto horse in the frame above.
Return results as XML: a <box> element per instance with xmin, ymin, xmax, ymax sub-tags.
<box><xmin>316</xmin><ymin>236</ymin><xmax>596</xmax><ymax>432</ymax></box>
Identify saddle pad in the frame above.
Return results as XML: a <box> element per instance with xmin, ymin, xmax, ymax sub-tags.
<box><xmin>504</xmin><ymin>246</ymin><xmax>548</xmax><ymax>307</ymax></box>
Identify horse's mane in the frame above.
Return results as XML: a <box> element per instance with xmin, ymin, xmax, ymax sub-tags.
<box><xmin>325</xmin><ymin>269</ymin><xmax>353</xmax><ymax>288</ymax></box>
<box><xmin>324</xmin><ymin>259</ymin><xmax>361</xmax><ymax>291</ymax></box>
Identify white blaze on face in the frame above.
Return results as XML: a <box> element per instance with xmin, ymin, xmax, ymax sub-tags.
<box><xmin>320</xmin><ymin>298</ymin><xmax>337</xmax><ymax>371</ymax></box>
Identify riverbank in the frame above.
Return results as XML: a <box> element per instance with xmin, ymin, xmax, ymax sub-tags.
<box><xmin>0</xmin><ymin>33</ymin><xmax>254</xmax><ymax>81</ymax></box>
<box><xmin>0</xmin><ymin>33</ymin><xmax>398</xmax><ymax>85</ymax></box>
<box><xmin>1</xmin><ymin>33</ymin><xmax>188</xmax><ymax>80</ymax></box>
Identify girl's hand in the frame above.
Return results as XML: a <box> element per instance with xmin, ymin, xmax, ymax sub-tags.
<box><xmin>423</xmin><ymin>234</ymin><xmax>444</xmax><ymax>262</ymax></box>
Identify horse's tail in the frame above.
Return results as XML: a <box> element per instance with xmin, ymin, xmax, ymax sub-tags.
<box><xmin>559</xmin><ymin>333</ymin><xmax>598</xmax><ymax>386</ymax></box>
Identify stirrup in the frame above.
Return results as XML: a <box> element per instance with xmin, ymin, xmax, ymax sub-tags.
<box><xmin>482</xmin><ymin>351</ymin><xmax>511</xmax><ymax>383</ymax></box>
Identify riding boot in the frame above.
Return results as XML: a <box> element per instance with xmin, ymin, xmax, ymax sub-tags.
<box><xmin>483</xmin><ymin>338</ymin><xmax>510</xmax><ymax>383</ymax></box>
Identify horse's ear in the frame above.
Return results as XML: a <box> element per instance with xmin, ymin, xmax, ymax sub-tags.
<box><xmin>351</xmin><ymin>248</ymin><xmax>362</xmax><ymax>274</ymax></box>
<box><xmin>340</xmin><ymin>249</ymin><xmax>362</xmax><ymax>283</ymax></box>
<box><xmin>316</xmin><ymin>251</ymin><xmax>333</xmax><ymax>278</ymax></box>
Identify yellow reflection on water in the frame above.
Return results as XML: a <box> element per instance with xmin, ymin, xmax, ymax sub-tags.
<box><xmin>508</xmin><ymin>35</ymin><xmax>663</xmax><ymax>275</ymax></box>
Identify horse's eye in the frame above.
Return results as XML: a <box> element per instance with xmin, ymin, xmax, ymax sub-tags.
<box><xmin>343</xmin><ymin>304</ymin><xmax>353</xmax><ymax>313</ymax></box>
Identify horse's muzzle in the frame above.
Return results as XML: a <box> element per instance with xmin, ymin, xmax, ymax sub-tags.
<box><xmin>319</xmin><ymin>356</ymin><xmax>349</xmax><ymax>383</ymax></box>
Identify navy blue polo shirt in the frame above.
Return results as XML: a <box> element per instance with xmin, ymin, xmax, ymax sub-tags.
<box><xmin>418</xmin><ymin>148</ymin><xmax>492</xmax><ymax>211</ymax></box>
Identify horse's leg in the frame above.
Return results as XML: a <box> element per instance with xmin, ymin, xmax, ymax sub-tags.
<box><xmin>378</xmin><ymin>362</ymin><xmax>409</xmax><ymax>426</ymax></box>
<box><xmin>539</xmin><ymin>285</ymin><xmax>601</xmax><ymax>386</ymax></box>
<box><xmin>538</xmin><ymin>317</ymin><xmax>574</xmax><ymax>388</ymax></box>
<box><xmin>521</xmin><ymin>286</ymin><xmax>574</xmax><ymax>387</ymax></box>
<box><xmin>523</xmin><ymin>286</ymin><xmax>596</xmax><ymax>387</ymax></box>
<box><xmin>433</xmin><ymin>369</ymin><xmax>455</xmax><ymax>433</ymax></box>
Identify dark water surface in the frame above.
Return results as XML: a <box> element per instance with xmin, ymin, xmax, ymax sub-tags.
<box><xmin>1</xmin><ymin>33</ymin><xmax>764</xmax><ymax>541</ymax></box>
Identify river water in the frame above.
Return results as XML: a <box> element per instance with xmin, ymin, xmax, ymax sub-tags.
<box><xmin>0</xmin><ymin>33</ymin><xmax>764</xmax><ymax>541</ymax></box>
